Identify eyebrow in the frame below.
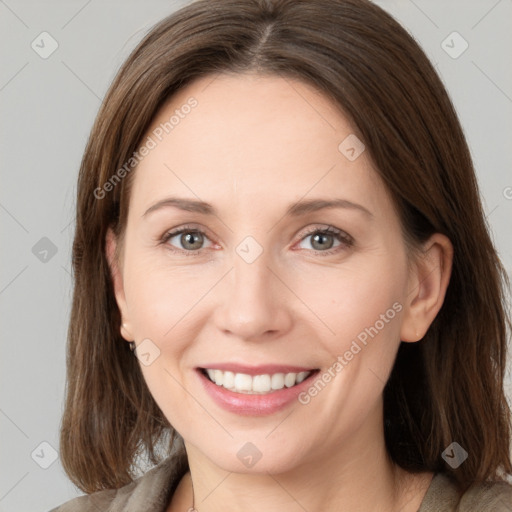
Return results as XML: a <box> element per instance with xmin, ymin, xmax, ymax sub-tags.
<box><xmin>142</xmin><ymin>197</ymin><xmax>373</xmax><ymax>219</ymax></box>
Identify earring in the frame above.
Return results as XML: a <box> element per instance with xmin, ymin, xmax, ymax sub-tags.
<box><xmin>129</xmin><ymin>341</ymin><xmax>136</xmax><ymax>352</ymax></box>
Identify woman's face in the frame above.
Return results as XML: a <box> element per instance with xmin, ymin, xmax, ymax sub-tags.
<box><xmin>109</xmin><ymin>72</ymin><xmax>421</xmax><ymax>474</ymax></box>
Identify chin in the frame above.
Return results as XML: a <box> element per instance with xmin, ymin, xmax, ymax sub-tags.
<box><xmin>193</xmin><ymin>434</ymin><xmax>313</xmax><ymax>476</ymax></box>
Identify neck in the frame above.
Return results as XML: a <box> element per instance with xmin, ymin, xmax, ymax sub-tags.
<box><xmin>173</xmin><ymin>410</ymin><xmax>433</xmax><ymax>512</ymax></box>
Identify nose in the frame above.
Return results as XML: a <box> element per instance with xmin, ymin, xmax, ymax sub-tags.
<box><xmin>212</xmin><ymin>248</ymin><xmax>293</xmax><ymax>342</ymax></box>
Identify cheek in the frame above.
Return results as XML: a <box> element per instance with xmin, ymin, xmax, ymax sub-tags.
<box><xmin>122</xmin><ymin>257</ymin><xmax>204</xmax><ymax>421</ymax></box>
<box><xmin>123</xmin><ymin>251</ymin><xmax>216</xmax><ymax>347</ymax></box>
<box><xmin>293</xmin><ymin>253</ymin><xmax>406</xmax><ymax>347</ymax></box>
<box><xmin>292</xmin><ymin>255</ymin><xmax>406</xmax><ymax>430</ymax></box>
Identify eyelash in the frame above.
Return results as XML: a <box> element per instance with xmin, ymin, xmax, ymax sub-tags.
<box><xmin>159</xmin><ymin>224</ymin><xmax>354</xmax><ymax>257</ymax></box>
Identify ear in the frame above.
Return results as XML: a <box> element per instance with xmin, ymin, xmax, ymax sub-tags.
<box><xmin>400</xmin><ymin>233</ymin><xmax>453</xmax><ymax>342</ymax></box>
<box><xmin>105</xmin><ymin>228</ymin><xmax>134</xmax><ymax>342</ymax></box>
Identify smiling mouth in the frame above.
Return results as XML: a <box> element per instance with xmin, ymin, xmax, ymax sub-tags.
<box><xmin>199</xmin><ymin>368</ymin><xmax>320</xmax><ymax>394</ymax></box>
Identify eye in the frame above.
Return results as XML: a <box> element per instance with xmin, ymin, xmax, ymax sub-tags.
<box><xmin>295</xmin><ymin>225</ymin><xmax>353</xmax><ymax>256</ymax></box>
<box><xmin>160</xmin><ymin>224</ymin><xmax>353</xmax><ymax>257</ymax></box>
<box><xmin>161</xmin><ymin>225</ymin><xmax>214</xmax><ymax>255</ymax></box>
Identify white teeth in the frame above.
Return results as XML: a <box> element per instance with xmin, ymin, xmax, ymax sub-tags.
<box><xmin>203</xmin><ymin>369</ymin><xmax>312</xmax><ymax>394</ymax></box>
<box><xmin>214</xmin><ymin>369</ymin><xmax>223</xmax><ymax>385</ymax></box>
<box><xmin>252</xmin><ymin>374</ymin><xmax>271</xmax><ymax>392</ymax></box>
<box><xmin>271</xmin><ymin>373</ymin><xmax>285</xmax><ymax>390</ymax></box>
<box><xmin>284</xmin><ymin>373</ymin><xmax>296</xmax><ymax>387</ymax></box>
<box><xmin>234</xmin><ymin>373</ymin><xmax>252</xmax><ymax>391</ymax></box>
<box><xmin>296</xmin><ymin>371</ymin><xmax>309</xmax><ymax>384</ymax></box>
<box><xmin>223</xmin><ymin>371</ymin><xmax>235</xmax><ymax>388</ymax></box>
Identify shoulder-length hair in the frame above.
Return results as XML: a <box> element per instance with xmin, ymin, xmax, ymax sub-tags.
<box><xmin>60</xmin><ymin>0</ymin><xmax>512</xmax><ymax>496</ymax></box>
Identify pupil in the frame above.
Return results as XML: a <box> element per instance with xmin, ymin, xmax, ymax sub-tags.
<box><xmin>183</xmin><ymin>232</ymin><xmax>201</xmax><ymax>249</ymax></box>
<box><xmin>313</xmin><ymin>233</ymin><xmax>333</xmax><ymax>250</ymax></box>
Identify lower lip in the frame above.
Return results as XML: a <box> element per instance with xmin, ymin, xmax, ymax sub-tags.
<box><xmin>196</xmin><ymin>369</ymin><xmax>319</xmax><ymax>416</ymax></box>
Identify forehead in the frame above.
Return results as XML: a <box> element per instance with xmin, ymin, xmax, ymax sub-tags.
<box><xmin>130</xmin><ymin>72</ymin><xmax>388</xmax><ymax>219</ymax></box>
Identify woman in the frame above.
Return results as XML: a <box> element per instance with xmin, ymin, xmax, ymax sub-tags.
<box><xmin>51</xmin><ymin>0</ymin><xmax>512</xmax><ymax>511</ymax></box>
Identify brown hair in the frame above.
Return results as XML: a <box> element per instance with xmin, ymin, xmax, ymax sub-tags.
<box><xmin>60</xmin><ymin>0</ymin><xmax>512</xmax><ymax>497</ymax></box>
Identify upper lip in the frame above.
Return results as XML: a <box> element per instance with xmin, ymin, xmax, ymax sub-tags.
<box><xmin>197</xmin><ymin>363</ymin><xmax>318</xmax><ymax>376</ymax></box>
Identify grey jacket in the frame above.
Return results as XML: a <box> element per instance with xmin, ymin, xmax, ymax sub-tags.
<box><xmin>49</xmin><ymin>456</ymin><xmax>512</xmax><ymax>512</ymax></box>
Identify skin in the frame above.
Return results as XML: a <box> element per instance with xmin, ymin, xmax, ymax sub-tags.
<box><xmin>106</xmin><ymin>72</ymin><xmax>453</xmax><ymax>512</ymax></box>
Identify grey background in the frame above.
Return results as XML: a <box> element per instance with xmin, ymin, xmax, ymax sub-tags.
<box><xmin>1</xmin><ymin>1</ymin><xmax>511</xmax><ymax>511</ymax></box>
